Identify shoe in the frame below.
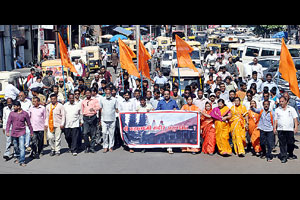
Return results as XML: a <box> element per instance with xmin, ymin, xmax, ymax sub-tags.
<box><xmin>288</xmin><ymin>154</ymin><xmax>297</xmax><ymax>160</ymax></box>
<box><xmin>72</xmin><ymin>152</ymin><xmax>78</xmax><ymax>156</ymax></box>
<box><xmin>281</xmin><ymin>158</ymin><xmax>288</xmax><ymax>163</ymax></box>
<box><xmin>26</xmin><ymin>147</ymin><xmax>32</xmax><ymax>152</ymax></box>
<box><xmin>192</xmin><ymin>152</ymin><xmax>196</xmax><ymax>155</ymax></box>
<box><xmin>260</xmin><ymin>154</ymin><xmax>266</xmax><ymax>159</ymax></box>
<box><xmin>103</xmin><ymin>148</ymin><xmax>108</xmax><ymax>153</ymax></box>
<box><xmin>84</xmin><ymin>148</ymin><xmax>90</xmax><ymax>153</ymax></box>
<box><xmin>3</xmin><ymin>155</ymin><xmax>10</xmax><ymax>161</ymax></box>
<box><xmin>35</xmin><ymin>154</ymin><xmax>40</xmax><ymax>159</ymax></box>
<box><xmin>238</xmin><ymin>154</ymin><xmax>245</xmax><ymax>157</ymax></box>
<box><xmin>56</xmin><ymin>151</ymin><xmax>61</xmax><ymax>156</ymax></box>
<box><xmin>50</xmin><ymin>151</ymin><xmax>55</xmax><ymax>156</ymax></box>
<box><xmin>90</xmin><ymin>148</ymin><xmax>96</xmax><ymax>153</ymax></box>
<box><xmin>267</xmin><ymin>157</ymin><xmax>273</xmax><ymax>162</ymax></box>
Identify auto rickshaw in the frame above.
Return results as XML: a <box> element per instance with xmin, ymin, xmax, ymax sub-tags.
<box><xmin>169</xmin><ymin>66</ymin><xmax>204</xmax><ymax>94</ymax></box>
<box><xmin>41</xmin><ymin>59</ymin><xmax>69</xmax><ymax>83</ymax></box>
<box><xmin>156</xmin><ymin>36</ymin><xmax>172</xmax><ymax>51</ymax></box>
<box><xmin>82</xmin><ymin>46</ymin><xmax>101</xmax><ymax>71</ymax></box>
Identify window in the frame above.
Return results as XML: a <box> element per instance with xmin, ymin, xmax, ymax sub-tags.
<box><xmin>245</xmin><ymin>47</ymin><xmax>259</xmax><ymax>57</ymax></box>
<box><xmin>0</xmin><ymin>83</ymin><xmax>2</xmax><ymax>91</ymax></box>
<box><xmin>294</xmin><ymin>59</ymin><xmax>300</xmax><ymax>70</ymax></box>
<box><xmin>258</xmin><ymin>60</ymin><xmax>271</xmax><ymax>68</ymax></box>
<box><xmin>261</xmin><ymin>49</ymin><xmax>275</xmax><ymax>56</ymax></box>
<box><xmin>88</xmin><ymin>52</ymin><xmax>94</xmax><ymax>58</ymax></box>
<box><xmin>289</xmin><ymin>49</ymin><xmax>300</xmax><ymax>57</ymax></box>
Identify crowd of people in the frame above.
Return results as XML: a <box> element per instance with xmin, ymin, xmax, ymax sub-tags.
<box><xmin>2</xmin><ymin>49</ymin><xmax>300</xmax><ymax>167</ymax></box>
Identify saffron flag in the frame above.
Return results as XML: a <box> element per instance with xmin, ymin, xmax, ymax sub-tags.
<box><xmin>138</xmin><ymin>39</ymin><xmax>152</xmax><ymax>80</ymax></box>
<box><xmin>118</xmin><ymin>38</ymin><xmax>140</xmax><ymax>78</ymax></box>
<box><xmin>175</xmin><ymin>34</ymin><xmax>198</xmax><ymax>72</ymax></box>
<box><xmin>58</xmin><ymin>33</ymin><xmax>78</xmax><ymax>73</ymax></box>
<box><xmin>279</xmin><ymin>38</ymin><xmax>300</xmax><ymax>98</ymax></box>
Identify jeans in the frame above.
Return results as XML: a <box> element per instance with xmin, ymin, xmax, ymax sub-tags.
<box><xmin>12</xmin><ymin>135</ymin><xmax>26</xmax><ymax>164</ymax></box>
<box><xmin>25</xmin><ymin>126</ymin><xmax>31</xmax><ymax>148</ymax></box>
<box><xmin>278</xmin><ymin>130</ymin><xmax>295</xmax><ymax>159</ymax></box>
<box><xmin>83</xmin><ymin>115</ymin><xmax>98</xmax><ymax>150</ymax></box>
<box><xmin>260</xmin><ymin>130</ymin><xmax>274</xmax><ymax>159</ymax></box>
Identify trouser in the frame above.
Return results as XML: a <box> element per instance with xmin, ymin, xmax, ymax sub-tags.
<box><xmin>278</xmin><ymin>130</ymin><xmax>295</xmax><ymax>159</ymax></box>
<box><xmin>12</xmin><ymin>135</ymin><xmax>26</xmax><ymax>164</ymax></box>
<box><xmin>114</xmin><ymin>117</ymin><xmax>123</xmax><ymax>148</ymax></box>
<box><xmin>31</xmin><ymin>131</ymin><xmax>44</xmax><ymax>155</ymax></box>
<box><xmin>47</xmin><ymin>127</ymin><xmax>62</xmax><ymax>153</ymax></box>
<box><xmin>102</xmin><ymin>121</ymin><xmax>116</xmax><ymax>149</ymax></box>
<box><xmin>83</xmin><ymin>115</ymin><xmax>98</xmax><ymax>150</ymax></box>
<box><xmin>260</xmin><ymin>130</ymin><xmax>274</xmax><ymax>159</ymax></box>
<box><xmin>4</xmin><ymin>132</ymin><xmax>16</xmax><ymax>157</ymax></box>
<box><xmin>25</xmin><ymin>126</ymin><xmax>31</xmax><ymax>148</ymax></box>
<box><xmin>64</xmin><ymin>127</ymin><xmax>80</xmax><ymax>153</ymax></box>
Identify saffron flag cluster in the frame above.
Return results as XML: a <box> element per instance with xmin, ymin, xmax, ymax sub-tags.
<box><xmin>175</xmin><ymin>34</ymin><xmax>198</xmax><ymax>72</ymax></box>
<box><xmin>118</xmin><ymin>38</ymin><xmax>140</xmax><ymax>78</ymax></box>
<box><xmin>279</xmin><ymin>38</ymin><xmax>300</xmax><ymax>98</ymax></box>
<box><xmin>58</xmin><ymin>33</ymin><xmax>77</xmax><ymax>73</ymax></box>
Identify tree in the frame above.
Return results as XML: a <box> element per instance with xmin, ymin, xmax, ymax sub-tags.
<box><xmin>253</xmin><ymin>25</ymin><xmax>286</xmax><ymax>37</ymax></box>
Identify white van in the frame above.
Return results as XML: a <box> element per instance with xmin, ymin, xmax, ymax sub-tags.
<box><xmin>69</xmin><ymin>49</ymin><xmax>89</xmax><ymax>65</ymax></box>
<box><xmin>240</xmin><ymin>42</ymin><xmax>300</xmax><ymax>64</ymax></box>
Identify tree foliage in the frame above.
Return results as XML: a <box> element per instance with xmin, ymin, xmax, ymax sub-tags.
<box><xmin>253</xmin><ymin>25</ymin><xmax>286</xmax><ymax>36</ymax></box>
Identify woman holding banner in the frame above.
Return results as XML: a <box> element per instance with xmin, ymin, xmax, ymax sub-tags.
<box><xmin>229</xmin><ymin>97</ymin><xmax>248</xmax><ymax>157</ymax></box>
<box><xmin>200</xmin><ymin>102</ymin><xmax>216</xmax><ymax>155</ymax></box>
<box><xmin>210</xmin><ymin>99</ymin><xmax>232</xmax><ymax>156</ymax></box>
<box><xmin>181</xmin><ymin>95</ymin><xmax>201</xmax><ymax>154</ymax></box>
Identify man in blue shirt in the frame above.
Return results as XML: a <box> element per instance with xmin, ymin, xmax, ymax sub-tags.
<box><xmin>156</xmin><ymin>89</ymin><xmax>179</xmax><ymax>154</ymax></box>
<box><xmin>156</xmin><ymin>90</ymin><xmax>179</xmax><ymax>111</ymax></box>
<box><xmin>251</xmin><ymin>100</ymin><xmax>275</xmax><ymax>162</ymax></box>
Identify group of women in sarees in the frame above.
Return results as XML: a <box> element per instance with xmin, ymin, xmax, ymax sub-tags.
<box><xmin>181</xmin><ymin>95</ymin><xmax>261</xmax><ymax>157</ymax></box>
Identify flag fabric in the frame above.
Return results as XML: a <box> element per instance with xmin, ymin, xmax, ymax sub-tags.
<box><xmin>138</xmin><ymin>39</ymin><xmax>152</xmax><ymax>80</ymax></box>
<box><xmin>279</xmin><ymin>38</ymin><xmax>300</xmax><ymax>98</ymax></box>
<box><xmin>118</xmin><ymin>38</ymin><xmax>140</xmax><ymax>78</ymax></box>
<box><xmin>58</xmin><ymin>33</ymin><xmax>78</xmax><ymax>73</ymax></box>
<box><xmin>175</xmin><ymin>34</ymin><xmax>198</xmax><ymax>72</ymax></box>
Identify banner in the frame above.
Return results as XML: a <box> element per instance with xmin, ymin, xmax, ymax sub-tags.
<box><xmin>119</xmin><ymin>111</ymin><xmax>200</xmax><ymax>148</ymax></box>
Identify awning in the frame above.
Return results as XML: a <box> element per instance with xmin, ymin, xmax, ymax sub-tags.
<box><xmin>113</xmin><ymin>27</ymin><xmax>133</xmax><ymax>36</ymax></box>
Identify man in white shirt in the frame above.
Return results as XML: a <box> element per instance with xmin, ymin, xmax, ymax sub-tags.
<box><xmin>247</xmin><ymin>71</ymin><xmax>263</xmax><ymax>93</ymax></box>
<box><xmin>259</xmin><ymin>92</ymin><xmax>276</xmax><ymax>111</ymax></box>
<box><xmin>2</xmin><ymin>98</ymin><xmax>14</xmax><ymax>161</ymax></box>
<box><xmin>219</xmin><ymin>83</ymin><xmax>229</xmax><ymax>101</ymax></box>
<box><xmin>131</xmin><ymin>89</ymin><xmax>141</xmax><ymax>110</ymax></box>
<box><xmin>243</xmin><ymin>90</ymin><xmax>257</xmax><ymax>110</ymax></box>
<box><xmin>261</xmin><ymin>73</ymin><xmax>279</xmax><ymax>95</ymax></box>
<box><xmin>217</xmin><ymin>66</ymin><xmax>231</xmax><ymax>81</ymax></box>
<box><xmin>225</xmin><ymin>90</ymin><xmax>236</xmax><ymax>109</ymax></box>
<box><xmin>274</xmin><ymin>96</ymin><xmax>298</xmax><ymax>163</ymax></box>
<box><xmin>136</xmin><ymin>97</ymin><xmax>154</xmax><ymax>112</ymax></box>
<box><xmin>63</xmin><ymin>93</ymin><xmax>83</xmax><ymax>156</ymax></box>
<box><xmin>235</xmin><ymin>57</ymin><xmax>246</xmax><ymax>81</ymax></box>
<box><xmin>72</xmin><ymin>59</ymin><xmax>83</xmax><ymax>80</ymax></box>
<box><xmin>153</xmin><ymin>71</ymin><xmax>168</xmax><ymax>85</ymax></box>
<box><xmin>193</xmin><ymin>89</ymin><xmax>208</xmax><ymax>111</ymax></box>
<box><xmin>205</xmin><ymin>50</ymin><xmax>217</xmax><ymax>64</ymax></box>
<box><xmin>4</xmin><ymin>81</ymin><xmax>20</xmax><ymax>100</ymax></box>
<box><xmin>251</xmin><ymin>58</ymin><xmax>263</xmax><ymax>80</ymax></box>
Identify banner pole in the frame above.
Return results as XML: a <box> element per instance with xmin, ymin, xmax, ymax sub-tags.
<box><xmin>178</xmin><ymin>66</ymin><xmax>181</xmax><ymax>96</ymax></box>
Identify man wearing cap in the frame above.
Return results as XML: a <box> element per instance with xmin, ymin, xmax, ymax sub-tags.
<box><xmin>90</xmin><ymin>73</ymin><xmax>102</xmax><ymax>89</ymax></box>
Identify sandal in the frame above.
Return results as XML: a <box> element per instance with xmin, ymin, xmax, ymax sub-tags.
<box><xmin>19</xmin><ymin>163</ymin><xmax>26</xmax><ymax>167</ymax></box>
<box><xmin>14</xmin><ymin>159</ymin><xmax>19</xmax><ymax>164</ymax></box>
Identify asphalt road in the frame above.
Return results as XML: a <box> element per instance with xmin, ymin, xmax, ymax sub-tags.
<box><xmin>1</xmin><ymin>65</ymin><xmax>300</xmax><ymax>174</ymax></box>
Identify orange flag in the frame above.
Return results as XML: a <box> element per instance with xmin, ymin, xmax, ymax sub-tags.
<box><xmin>175</xmin><ymin>34</ymin><xmax>198</xmax><ymax>72</ymax></box>
<box><xmin>118</xmin><ymin>38</ymin><xmax>140</xmax><ymax>78</ymax></box>
<box><xmin>58</xmin><ymin>33</ymin><xmax>77</xmax><ymax>73</ymax></box>
<box><xmin>138</xmin><ymin>39</ymin><xmax>152</xmax><ymax>80</ymax></box>
<box><xmin>279</xmin><ymin>38</ymin><xmax>300</xmax><ymax>98</ymax></box>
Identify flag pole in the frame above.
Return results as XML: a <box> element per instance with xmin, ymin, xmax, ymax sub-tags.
<box><xmin>178</xmin><ymin>65</ymin><xmax>181</xmax><ymax>95</ymax></box>
<box><xmin>136</xmin><ymin>25</ymin><xmax>143</xmax><ymax>96</ymax></box>
<box><xmin>61</xmin><ymin>65</ymin><xmax>68</xmax><ymax>102</ymax></box>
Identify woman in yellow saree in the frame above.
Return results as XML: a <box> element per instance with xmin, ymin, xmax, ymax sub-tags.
<box><xmin>248</xmin><ymin>100</ymin><xmax>262</xmax><ymax>156</ymax></box>
<box><xmin>229</xmin><ymin>97</ymin><xmax>248</xmax><ymax>157</ymax></box>
<box><xmin>210</xmin><ymin>99</ymin><xmax>232</xmax><ymax>156</ymax></box>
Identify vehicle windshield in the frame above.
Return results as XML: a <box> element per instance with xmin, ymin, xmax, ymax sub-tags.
<box><xmin>172</xmin><ymin>51</ymin><xmax>200</xmax><ymax>60</ymax></box>
<box><xmin>289</xmin><ymin>49</ymin><xmax>300</xmax><ymax>57</ymax></box>
<box><xmin>162</xmin><ymin>53</ymin><xmax>171</xmax><ymax>61</ymax></box>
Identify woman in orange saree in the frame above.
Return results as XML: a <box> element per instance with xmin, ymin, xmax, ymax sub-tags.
<box><xmin>210</xmin><ymin>99</ymin><xmax>232</xmax><ymax>156</ymax></box>
<box><xmin>248</xmin><ymin>100</ymin><xmax>262</xmax><ymax>156</ymax></box>
<box><xmin>200</xmin><ymin>102</ymin><xmax>216</xmax><ymax>155</ymax></box>
<box><xmin>229</xmin><ymin>97</ymin><xmax>248</xmax><ymax>157</ymax></box>
<box><xmin>181</xmin><ymin>95</ymin><xmax>201</xmax><ymax>154</ymax></box>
